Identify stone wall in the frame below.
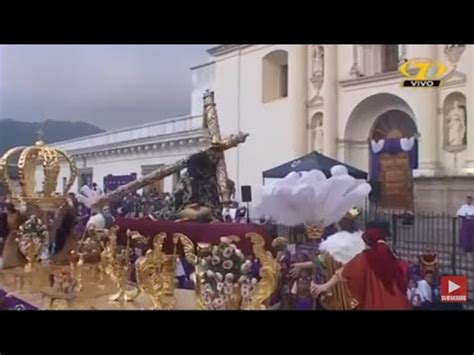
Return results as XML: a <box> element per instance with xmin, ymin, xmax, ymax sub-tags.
<box><xmin>414</xmin><ymin>176</ymin><xmax>474</xmax><ymax>214</ymax></box>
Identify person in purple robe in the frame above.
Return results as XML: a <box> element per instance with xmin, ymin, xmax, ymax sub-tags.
<box><xmin>73</xmin><ymin>203</ymin><xmax>90</xmax><ymax>236</ymax></box>
<box><xmin>457</xmin><ymin>196</ymin><xmax>474</xmax><ymax>252</ymax></box>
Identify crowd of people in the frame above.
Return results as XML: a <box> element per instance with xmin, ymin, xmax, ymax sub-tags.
<box><xmin>70</xmin><ymin>180</ymin><xmax>251</xmax><ymax>225</ymax></box>
<box><xmin>0</xmin><ymin>179</ymin><xmax>468</xmax><ymax>311</ymax></box>
<box><xmin>271</xmin><ymin>214</ymin><xmax>467</xmax><ymax>311</ymax></box>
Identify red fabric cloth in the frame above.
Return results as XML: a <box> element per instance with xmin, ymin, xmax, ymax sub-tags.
<box><xmin>342</xmin><ymin>251</ymin><xmax>411</xmax><ymax>310</ymax></box>
<box><xmin>361</xmin><ymin>228</ymin><xmax>408</xmax><ymax>294</ymax></box>
<box><xmin>398</xmin><ymin>259</ymin><xmax>408</xmax><ymax>277</ymax></box>
<box><xmin>115</xmin><ymin>217</ymin><xmax>272</xmax><ymax>256</ymax></box>
<box><xmin>362</xmin><ymin>228</ymin><xmax>385</xmax><ymax>244</ymax></box>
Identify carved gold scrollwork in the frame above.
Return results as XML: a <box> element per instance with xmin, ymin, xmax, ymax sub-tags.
<box><xmin>0</xmin><ymin>146</ymin><xmax>25</xmax><ymax>197</ymax></box>
<box><xmin>134</xmin><ymin>232</ymin><xmax>167</xmax><ymax>309</ymax></box>
<box><xmin>57</xmin><ymin>150</ymin><xmax>78</xmax><ymax>195</ymax></box>
<box><xmin>133</xmin><ymin>231</ymin><xmax>180</xmax><ymax>310</ymax></box>
<box><xmin>245</xmin><ymin>233</ymin><xmax>279</xmax><ymax>310</ymax></box>
<box><xmin>103</xmin><ymin>228</ymin><xmax>139</xmax><ymax>303</ymax></box>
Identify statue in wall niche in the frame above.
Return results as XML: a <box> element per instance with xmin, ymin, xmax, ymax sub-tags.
<box><xmin>313</xmin><ymin>116</ymin><xmax>324</xmax><ymax>153</ymax></box>
<box><xmin>447</xmin><ymin>100</ymin><xmax>466</xmax><ymax>147</ymax></box>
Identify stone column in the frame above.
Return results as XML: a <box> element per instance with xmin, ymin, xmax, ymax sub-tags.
<box><xmin>290</xmin><ymin>45</ymin><xmax>308</xmax><ymax>158</ymax></box>
<box><xmin>410</xmin><ymin>45</ymin><xmax>440</xmax><ymax>176</ymax></box>
<box><xmin>463</xmin><ymin>46</ymin><xmax>474</xmax><ymax>169</ymax></box>
<box><xmin>321</xmin><ymin>45</ymin><xmax>338</xmax><ymax>159</ymax></box>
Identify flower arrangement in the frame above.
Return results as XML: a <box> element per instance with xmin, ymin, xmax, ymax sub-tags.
<box><xmin>18</xmin><ymin>215</ymin><xmax>48</xmax><ymax>240</ymax></box>
<box><xmin>198</xmin><ymin>236</ymin><xmax>258</xmax><ymax>310</ymax></box>
<box><xmin>16</xmin><ymin>215</ymin><xmax>49</xmax><ymax>272</ymax></box>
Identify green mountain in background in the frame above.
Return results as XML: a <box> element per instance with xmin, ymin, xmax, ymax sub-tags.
<box><xmin>0</xmin><ymin>119</ymin><xmax>105</xmax><ymax>154</ymax></box>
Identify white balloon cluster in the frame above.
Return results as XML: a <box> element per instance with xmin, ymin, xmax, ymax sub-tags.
<box><xmin>257</xmin><ymin>165</ymin><xmax>371</xmax><ymax>227</ymax></box>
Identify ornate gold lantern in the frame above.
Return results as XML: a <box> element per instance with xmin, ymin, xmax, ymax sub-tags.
<box><xmin>0</xmin><ymin>135</ymin><xmax>77</xmax><ymax>210</ymax></box>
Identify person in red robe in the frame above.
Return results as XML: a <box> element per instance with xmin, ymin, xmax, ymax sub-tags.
<box><xmin>311</xmin><ymin>224</ymin><xmax>410</xmax><ymax>310</ymax></box>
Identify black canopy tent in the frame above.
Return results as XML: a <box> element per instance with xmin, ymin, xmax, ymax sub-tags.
<box><xmin>262</xmin><ymin>151</ymin><xmax>368</xmax><ymax>180</ymax></box>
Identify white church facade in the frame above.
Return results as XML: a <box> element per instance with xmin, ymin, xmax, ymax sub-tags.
<box><xmin>42</xmin><ymin>45</ymin><xmax>474</xmax><ymax>214</ymax></box>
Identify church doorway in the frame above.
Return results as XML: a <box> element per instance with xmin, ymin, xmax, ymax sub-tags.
<box><xmin>370</xmin><ymin>110</ymin><xmax>418</xmax><ymax>211</ymax></box>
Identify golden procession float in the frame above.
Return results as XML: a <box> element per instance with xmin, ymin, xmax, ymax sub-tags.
<box><xmin>0</xmin><ymin>92</ymin><xmax>281</xmax><ymax>310</ymax></box>
<box><xmin>0</xmin><ymin>90</ymin><xmax>373</xmax><ymax>311</ymax></box>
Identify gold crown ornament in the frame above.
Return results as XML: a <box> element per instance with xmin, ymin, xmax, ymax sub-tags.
<box><xmin>344</xmin><ymin>207</ymin><xmax>361</xmax><ymax>220</ymax></box>
<box><xmin>0</xmin><ymin>133</ymin><xmax>77</xmax><ymax>210</ymax></box>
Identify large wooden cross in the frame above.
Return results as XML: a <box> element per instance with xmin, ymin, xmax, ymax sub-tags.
<box><xmin>203</xmin><ymin>90</ymin><xmax>232</xmax><ymax>205</ymax></box>
<box><xmin>92</xmin><ymin>92</ymin><xmax>247</xmax><ymax>208</ymax></box>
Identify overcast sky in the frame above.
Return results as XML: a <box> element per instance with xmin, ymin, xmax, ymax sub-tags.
<box><xmin>0</xmin><ymin>45</ymin><xmax>213</xmax><ymax>130</ymax></box>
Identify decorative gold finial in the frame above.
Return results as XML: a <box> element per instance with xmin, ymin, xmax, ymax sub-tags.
<box><xmin>36</xmin><ymin>128</ymin><xmax>45</xmax><ymax>146</ymax></box>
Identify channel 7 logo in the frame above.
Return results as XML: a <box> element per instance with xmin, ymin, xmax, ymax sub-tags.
<box><xmin>399</xmin><ymin>58</ymin><xmax>447</xmax><ymax>87</ymax></box>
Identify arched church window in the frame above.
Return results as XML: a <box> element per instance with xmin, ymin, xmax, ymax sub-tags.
<box><xmin>262</xmin><ymin>50</ymin><xmax>289</xmax><ymax>103</ymax></box>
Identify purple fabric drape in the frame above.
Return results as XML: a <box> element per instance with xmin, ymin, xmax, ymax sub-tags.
<box><xmin>459</xmin><ymin>218</ymin><xmax>474</xmax><ymax>252</ymax></box>
<box><xmin>370</xmin><ymin>138</ymin><xmax>418</xmax><ymax>180</ymax></box>
<box><xmin>0</xmin><ymin>289</ymin><xmax>37</xmax><ymax>310</ymax></box>
<box><xmin>103</xmin><ymin>174</ymin><xmax>137</xmax><ymax>191</ymax></box>
<box><xmin>295</xmin><ymin>298</ymin><xmax>313</xmax><ymax>310</ymax></box>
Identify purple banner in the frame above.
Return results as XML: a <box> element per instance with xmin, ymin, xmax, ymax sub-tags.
<box><xmin>459</xmin><ymin>218</ymin><xmax>474</xmax><ymax>252</ymax></box>
<box><xmin>103</xmin><ymin>173</ymin><xmax>137</xmax><ymax>192</ymax></box>
<box><xmin>370</xmin><ymin>138</ymin><xmax>418</xmax><ymax>181</ymax></box>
